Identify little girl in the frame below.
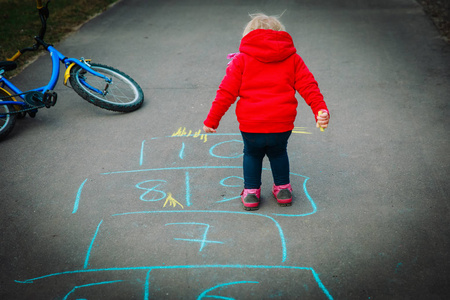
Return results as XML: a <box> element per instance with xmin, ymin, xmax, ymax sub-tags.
<box><xmin>203</xmin><ymin>13</ymin><xmax>330</xmax><ymax>210</ymax></box>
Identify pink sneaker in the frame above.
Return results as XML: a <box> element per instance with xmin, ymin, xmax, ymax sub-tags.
<box><xmin>272</xmin><ymin>183</ymin><xmax>293</xmax><ymax>206</ymax></box>
<box><xmin>240</xmin><ymin>188</ymin><xmax>261</xmax><ymax>211</ymax></box>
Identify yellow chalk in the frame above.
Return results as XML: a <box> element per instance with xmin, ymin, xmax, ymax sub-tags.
<box><xmin>163</xmin><ymin>193</ymin><xmax>184</xmax><ymax>209</ymax></box>
<box><xmin>318</xmin><ymin>111</ymin><xmax>325</xmax><ymax>132</ymax></box>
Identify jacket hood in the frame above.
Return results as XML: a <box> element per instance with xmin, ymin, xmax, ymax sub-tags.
<box><xmin>239</xmin><ymin>29</ymin><xmax>296</xmax><ymax>63</ymax></box>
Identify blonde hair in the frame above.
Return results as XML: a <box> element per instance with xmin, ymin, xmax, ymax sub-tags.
<box><xmin>243</xmin><ymin>13</ymin><xmax>286</xmax><ymax>37</ymax></box>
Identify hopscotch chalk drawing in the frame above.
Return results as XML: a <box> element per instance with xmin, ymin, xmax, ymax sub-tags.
<box><xmin>15</xmin><ymin>128</ymin><xmax>333</xmax><ymax>300</ymax></box>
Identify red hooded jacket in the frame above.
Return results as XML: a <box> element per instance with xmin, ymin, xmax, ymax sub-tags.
<box><xmin>204</xmin><ymin>29</ymin><xmax>328</xmax><ymax>133</ymax></box>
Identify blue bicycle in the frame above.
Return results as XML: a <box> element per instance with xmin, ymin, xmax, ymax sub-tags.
<box><xmin>0</xmin><ymin>0</ymin><xmax>144</xmax><ymax>140</ymax></box>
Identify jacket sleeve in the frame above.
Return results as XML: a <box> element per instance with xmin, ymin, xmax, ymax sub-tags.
<box><xmin>204</xmin><ymin>55</ymin><xmax>243</xmax><ymax>129</ymax></box>
<box><xmin>294</xmin><ymin>54</ymin><xmax>328</xmax><ymax>120</ymax></box>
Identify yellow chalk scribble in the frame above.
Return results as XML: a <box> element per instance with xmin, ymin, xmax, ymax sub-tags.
<box><xmin>292</xmin><ymin>127</ymin><xmax>312</xmax><ymax>134</ymax></box>
<box><xmin>163</xmin><ymin>193</ymin><xmax>184</xmax><ymax>209</ymax></box>
<box><xmin>172</xmin><ymin>127</ymin><xmax>207</xmax><ymax>142</ymax></box>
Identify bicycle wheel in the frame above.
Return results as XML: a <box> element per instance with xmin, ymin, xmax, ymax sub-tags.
<box><xmin>0</xmin><ymin>92</ymin><xmax>17</xmax><ymax>141</ymax></box>
<box><xmin>69</xmin><ymin>63</ymin><xmax>144</xmax><ymax>112</ymax></box>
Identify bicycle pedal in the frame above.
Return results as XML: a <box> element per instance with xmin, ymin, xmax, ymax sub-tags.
<box><xmin>43</xmin><ymin>91</ymin><xmax>57</xmax><ymax>108</ymax></box>
<box><xmin>28</xmin><ymin>110</ymin><xmax>37</xmax><ymax>118</ymax></box>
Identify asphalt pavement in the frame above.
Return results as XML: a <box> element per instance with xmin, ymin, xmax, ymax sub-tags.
<box><xmin>1</xmin><ymin>0</ymin><xmax>449</xmax><ymax>299</ymax></box>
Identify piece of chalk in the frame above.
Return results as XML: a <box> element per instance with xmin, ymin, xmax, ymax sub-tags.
<box><xmin>318</xmin><ymin>111</ymin><xmax>325</xmax><ymax>132</ymax></box>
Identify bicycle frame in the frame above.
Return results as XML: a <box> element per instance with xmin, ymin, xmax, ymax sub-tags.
<box><xmin>0</xmin><ymin>45</ymin><xmax>111</xmax><ymax>108</ymax></box>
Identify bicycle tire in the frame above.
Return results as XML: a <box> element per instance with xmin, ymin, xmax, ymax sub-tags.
<box><xmin>69</xmin><ymin>63</ymin><xmax>144</xmax><ymax>112</ymax></box>
<box><xmin>0</xmin><ymin>91</ymin><xmax>17</xmax><ymax>141</ymax></box>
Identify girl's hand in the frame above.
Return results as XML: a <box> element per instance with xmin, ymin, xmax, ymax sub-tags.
<box><xmin>316</xmin><ymin>110</ymin><xmax>330</xmax><ymax>129</ymax></box>
<box><xmin>203</xmin><ymin>125</ymin><xmax>216</xmax><ymax>133</ymax></box>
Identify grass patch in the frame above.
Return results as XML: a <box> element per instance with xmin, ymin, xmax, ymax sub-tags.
<box><xmin>0</xmin><ymin>0</ymin><xmax>118</xmax><ymax>74</ymax></box>
<box><xmin>418</xmin><ymin>0</ymin><xmax>450</xmax><ymax>43</ymax></box>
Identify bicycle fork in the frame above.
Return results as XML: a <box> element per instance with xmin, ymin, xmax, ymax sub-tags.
<box><xmin>63</xmin><ymin>56</ymin><xmax>112</xmax><ymax>96</ymax></box>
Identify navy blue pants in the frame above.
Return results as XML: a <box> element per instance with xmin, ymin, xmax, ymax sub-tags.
<box><xmin>241</xmin><ymin>131</ymin><xmax>292</xmax><ymax>189</ymax></box>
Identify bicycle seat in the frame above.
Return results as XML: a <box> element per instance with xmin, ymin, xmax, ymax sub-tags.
<box><xmin>0</xmin><ymin>61</ymin><xmax>18</xmax><ymax>72</ymax></box>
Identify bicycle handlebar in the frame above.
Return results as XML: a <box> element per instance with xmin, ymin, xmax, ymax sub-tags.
<box><xmin>7</xmin><ymin>0</ymin><xmax>50</xmax><ymax>61</ymax></box>
<box><xmin>37</xmin><ymin>1</ymin><xmax>49</xmax><ymax>40</ymax></box>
